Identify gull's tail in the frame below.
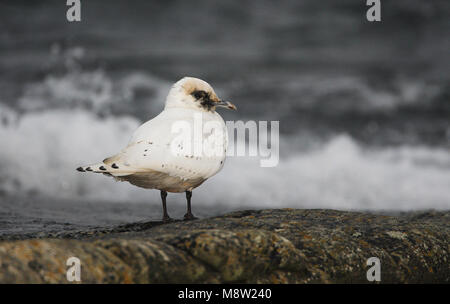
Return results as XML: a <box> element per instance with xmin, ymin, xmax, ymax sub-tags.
<box><xmin>76</xmin><ymin>162</ymin><xmax>115</xmax><ymax>174</ymax></box>
<box><xmin>76</xmin><ymin>155</ymin><xmax>131</xmax><ymax>176</ymax></box>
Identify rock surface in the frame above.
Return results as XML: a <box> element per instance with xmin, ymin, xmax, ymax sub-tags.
<box><xmin>0</xmin><ymin>209</ymin><xmax>448</xmax><ymax>283</ymax></box>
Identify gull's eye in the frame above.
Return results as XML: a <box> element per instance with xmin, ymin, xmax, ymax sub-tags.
<box><xmin>192</xmin><ymin>90</ymin><xmax>206</xmax><ymax>100</ymax></box>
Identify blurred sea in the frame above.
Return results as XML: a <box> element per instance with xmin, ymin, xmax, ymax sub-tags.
<box><xmin>0</xmin><ymin>0</ymin><xmax>449</xmax><ymax>236</ymax></box>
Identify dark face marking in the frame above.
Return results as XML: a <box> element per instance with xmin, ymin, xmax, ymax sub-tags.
<box><xmin>192</xmin><ymin>90</ymin><xmax>207</xmax><ymax>100</ymax></box>
<box><xmin>192</xmin><ymin>90</ymin><xmax>215</xmax><ymax>110</ymax></box>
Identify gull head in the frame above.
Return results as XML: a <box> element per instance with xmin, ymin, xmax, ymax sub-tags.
<box><xmin>165</xmin><ymin>77</ymin><xmax>236</xmax><ymax>112</ymax></box>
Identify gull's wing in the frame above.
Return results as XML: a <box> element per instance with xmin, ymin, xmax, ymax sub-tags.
<box><xmin>77</xmin><ymin>108</ymin><xmax>227</xmax><ymax>182</ymax></box>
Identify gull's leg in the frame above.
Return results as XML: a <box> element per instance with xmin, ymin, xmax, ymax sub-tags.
<box><xmin>184</xmin><ymin>190</ymin><xmax>197</xmax><ymax>220</ymax></box>
<box><xmin>160</xmin><ymin>190</ymin><xmax>172</xmax><ymax>222</ymax></box>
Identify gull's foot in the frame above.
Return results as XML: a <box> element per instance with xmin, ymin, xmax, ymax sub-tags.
<box><xmin>183</xmin><ymin>213</ymin><xmax>198</xmax><ymax>221</ymax></box>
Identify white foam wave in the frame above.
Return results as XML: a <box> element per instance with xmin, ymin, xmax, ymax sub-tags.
<box><xmin>209</xmin><ymin>136</ymin><xmax>450</xmax><ymax>210</ymax></box>
<box><xmin>17</xmin><ymin>69</ymin><xmax>171</xmax><ymax>118</ymax></box>
<box><xmin>0</xmin><ymin>107</ymin><xmax>140</xmax><ymax>199</ymax></box>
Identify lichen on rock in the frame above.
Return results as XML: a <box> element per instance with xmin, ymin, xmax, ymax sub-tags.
<box><xmin>0</xmin><ymin>209</ymin><xmax>448</xmax><ymax>283</ymax></box>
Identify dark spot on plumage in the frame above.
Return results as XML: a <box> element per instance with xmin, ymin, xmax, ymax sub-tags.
<box><xmin>143</xmin><ymin>154</ymin><xmax>147</xmax><ymax>156</ymax></box>
<box><xmin>112</xmin><ymin>163</ymin><xmax>119</xmax><ymax>169</ymax></box>
<box><xmin>144</xmin><ymin>149</ymin><xmax>148</xmax><ymax>152</ymax></box>
<box><xmin>99</xmin><ymin>166</ymin><xmax>106</xmax><ymax>171</ymax></box>
<box><xmin>86</xmin><ymin>167</ymin><xmax>93</xmax><ymax>171</ymax></box>
<box><xmin>76</xmin><ymin>167</ymin><xmax>85</xmax><ymax>172</ymax></box>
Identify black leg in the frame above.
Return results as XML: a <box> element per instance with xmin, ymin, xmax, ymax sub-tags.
<box><xmin>160</xmin><ymin>190</ymin><xmax>172</xmax><ymax>222</ymax></box>
<box><xmin>184</xmin><ymin>190</ymin><xmax>197</xmax><ymax>220</ymax></box>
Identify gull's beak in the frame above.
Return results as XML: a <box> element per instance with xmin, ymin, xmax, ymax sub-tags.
<box><xmin>215</xmin><ymin>100</ymin><xmax>237</xmax><ymax>110</ymax></box>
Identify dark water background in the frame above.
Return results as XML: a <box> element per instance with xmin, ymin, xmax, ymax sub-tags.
<box><xmin>0</xmin><ymin>0</ymin><xmax>449</xmax><ymax>237</ymax></box>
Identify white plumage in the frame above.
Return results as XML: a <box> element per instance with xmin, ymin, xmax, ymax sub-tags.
<box><xmin>77</xmin><ymin>77</ymin><xmax>236</xmax><ymax>220</ymax></box>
